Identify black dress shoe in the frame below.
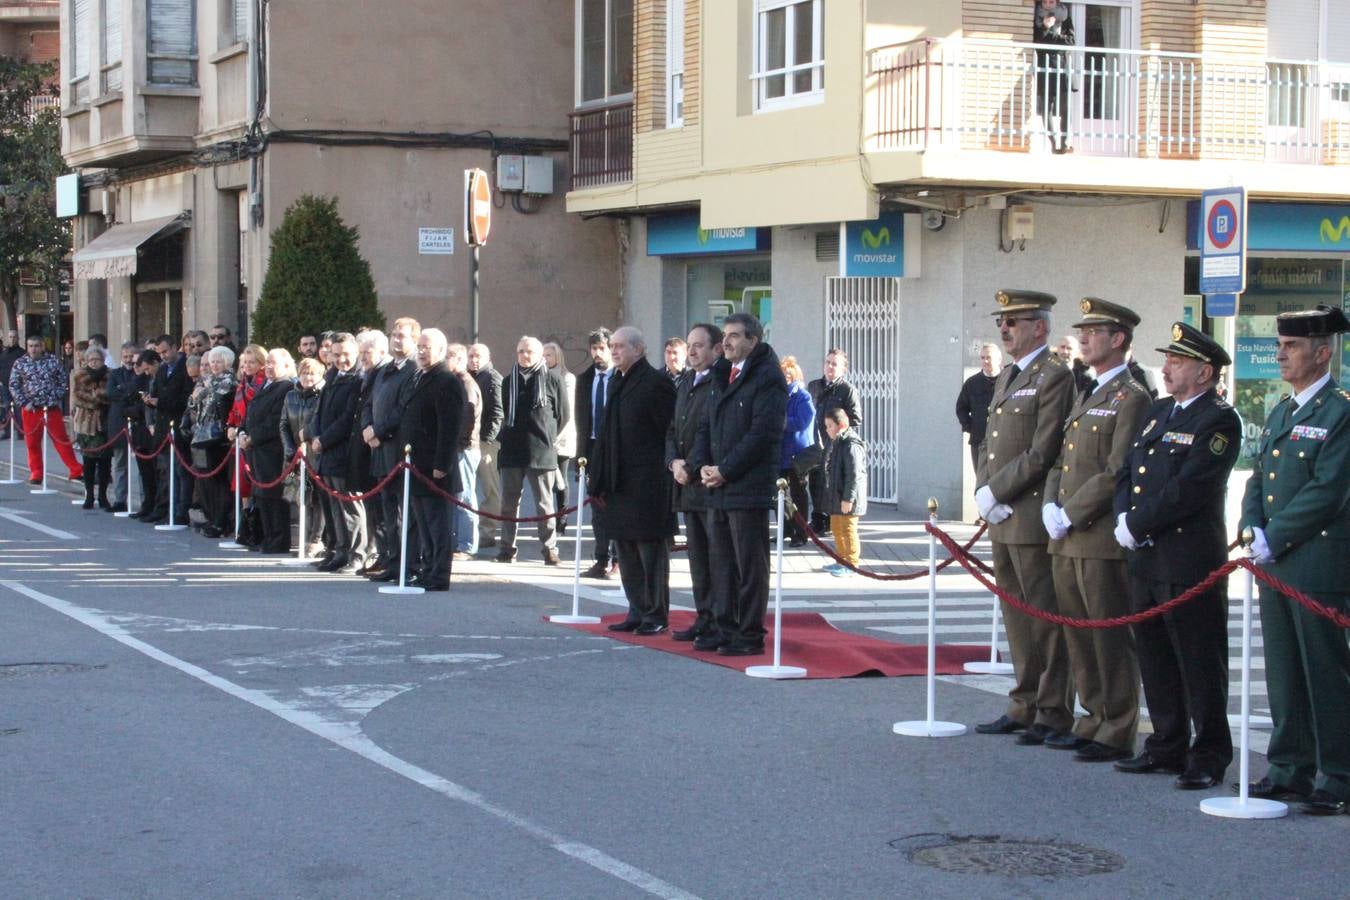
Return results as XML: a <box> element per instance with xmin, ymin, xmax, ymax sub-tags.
<box><xmin>1114</xmin><ymin>751</ymin><xmax>1185</xmax><ymax>775</ymax></box>
<box><xmin>1301</xmin><ymin>789</ymin><xmax>1348</xmax><ymax>815</ymax></box>
<box><xmin>1241</xmin><ymin>776</ymin><xmax>1308</xmax><ymax>800</ymax></box>
<box><xmin>634</xmin><ymin>623</ymin><xmax>667</xmax><ymax>636</ymax></box>
<box><xmin>671</xmin><ymin>625</ymin><xmax>706</xmax><ymax>642</ymax></box>
<box><xmin>974</xmin><ymin>715</ymin><xmax>1026</xmax><ymax>735</ymax></box>
<box><xmin>422</xmin><ymin>583</ymin><xmax>450</xmax><ymax>593</ymax></box>
<box><xmin>143</xmin><ymin>516</ymin><xmax>167</xmax><ymax>526</ymax></box>
<box><xmin>368</xmin><ymin>570</ymin><xmax>400</xmax><ymax>583</ymax></box>
<box><xmin>717</xmin><ymin>642</ymin><xmax>765</xmax><ymax>657</ymax></box>
<box><xmin>1014</xmin><ymin>724</ymin><xmax>1057</xmax><ymax>746</ymax></box>
<box><xmin>1074</xmin><ymin>742</ymin><xmax>1131</xmax><ymax>763</ymax></box>
<box><xmin>1174</xmin><ymin>768</ymin><xmax>1222</xmax><ymax>790</ymax></box>
<box><xmin>1044</xmin><ymin>731</ymin><xmax>1091</xmax><ymax>751</ymax></box>
<box><xmin>692</xmin><ymin>634</ymin><xmax>726</xmax><ymax>652</ymax></box>
<box><xmin>317</xmin><ymin>556</ymin><xmax>349</xmax><ymax>572</ymax></box>
<box><xmin>607</xmin><ymin>619</ymin><xmax>641</xmax><ymax>633</ymax></box>
<box><xmin>582</xmin><ymin>561</ymin><xmax>609</xmax><ymax>579</ymax></box>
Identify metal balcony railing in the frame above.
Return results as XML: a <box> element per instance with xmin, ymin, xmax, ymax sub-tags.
<box><xmin>25</xmin><ymin>93</ymin><xmax>60</xmax><ymax>118</ymax></box>
<box><xmin>568</xmin><ymin>100</ymin><xmax>633</xmax><ymax>190</ymax></box>
<box><xmin>867</xmin><ymin>38</ymin><xmax>1350</xmax><ymax>165</ymax></box>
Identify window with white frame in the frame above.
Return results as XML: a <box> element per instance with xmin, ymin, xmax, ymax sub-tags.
<box><xmin>754</xmin><ymin>0</ymin><xmax>823</xmax><ymax>110</ymax></box>
<box><xmin>231</xmin><ymin>0</ymin><xmax>249</xmax><ymax>44</ymax></box>
<box><xmin>146</xmin><ymin>0</ymin><xmax>197</xmax><ymax>85</ymax></box>
<box><xmin>577</xmin><ymin>0</ymin><xmax>634</xmax><ymax>105</ymax></box>
<box><xmin>101</xmin><ymin>0</ymin><xmax>122</xmax><ymax>92</ymax></box>
<box><xmin>70</xmin><ymin>0</ymin><xmax>91</xmax><ymax>101</ymax></box>
<box><xmin>667</xmin><ymin>0</ymin><xmax>685</xmax><ymax>126</ymax></box>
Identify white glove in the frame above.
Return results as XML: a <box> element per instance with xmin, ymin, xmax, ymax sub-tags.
<box><xmin>1249</xmin><ymin>526</ymin><xmax>1275</xmax><ymax>565</ymax></box>
<box><xmin>1042</xmin><ymin>504</ymin><xmax>1069</xmax><ymax>540</ymax></box>
<box><xmin>1114</xmin><ymin>513</ymin><xmax>1138</xmax><ymax>551</ymax></box>
<box><xmin>976</xmin><ymin>485</ymin><xmax>998</xmax><ymax>519</ymax></box>
<box><xmin>986</xmin><ymin>503</ymin><xmax>1014</xmax><ymax>525</ymax></box>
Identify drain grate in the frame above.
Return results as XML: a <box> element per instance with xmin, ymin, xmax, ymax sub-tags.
<box><xmin>0</xmin><ymin>662</ymin><xmax>106</xmax><ymax>678</ymax></box>
<box><xmin>892</xmin><ymin>833</ymin><xmax>1124</xmax><ymax>878</ymax></box>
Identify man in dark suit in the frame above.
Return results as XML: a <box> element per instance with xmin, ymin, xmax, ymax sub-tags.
<box><xmin>397</xmin><ymin>328</ymin><xmax>464</xmax><ymax>592</ymax></box>
<box><xmin>1241</xmin><ymin>306</ymin><xmax>1350</xmax><ymax>815</ymax></box>
<box><xmin>144</xmin><ymin>334</ymin><xmax>192</xmax><ymax>524</ymax></box>
<box><xmin>468</xmin><ymin>342</ymin><xmax>504</xmax><ymax>549</ymax></box>
<box><xmin>363</xmin><ymin>317</ymin><xmax>419</xmax><ymax>581</ymax></box>
<box><xmin>666</xmin><ymin>323</ymin><xmax>728</xmax><ymax>641</ymax></box>
<box><xmin>308</xmin><ymin>333</ymin><xmax>365</xmax><ymax>573</ymax></box>
<box><xmin>955</xmin><ymin>343</ymin><xmax>1002</xmax><ymax>471</ymax></box>
<box><xmin>1113</xmin><ymin>322</ymin><xmax>1240</xmax><ymax>790</ymax></box>
<box><xmin>973</xmin><ymin>291</ymin><xmax>1076</xmax><ymax>745</ymax></box>
<box><xmin>574</xmin><ymin>327</ymin><xmax>618</xmax><ymax>579</ymax></box>
<box><xmin>807</xmin><ymin>349</ymin><xmax>864</xmax><ymax>532</ymax></box>
<box><xmin>592</xmin><ymin>327</ymin><xmax>678</xmax><ymax>634</ymax></box>
<box><xmin>689</xmin><ymin>312</ymin><xmax>788</xmax><ymax>656</ymax></box>
<box><xmin>104</xmin><ymin>341</ymin><xmax>140</xmax><ymax>512</ymax></box>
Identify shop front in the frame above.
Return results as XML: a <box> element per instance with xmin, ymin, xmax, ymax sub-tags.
<box><xmin>645</xmin><ymin>212</ymin><xmax>773</xmax><ymax>339</ymax></box>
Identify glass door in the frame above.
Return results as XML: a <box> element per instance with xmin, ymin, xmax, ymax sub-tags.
<box><xmin>1070</xmin><ymin>2</ymin><xmax>1135</xmax><ymax>155</ymax></box>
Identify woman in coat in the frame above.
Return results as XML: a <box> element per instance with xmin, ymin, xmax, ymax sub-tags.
<box><xmin>189</xmin><ymin>346</ymin><xmax>237</xmax><ymax>536</ymax></box>
<box><xmin>543</xmin><ymin>341</ymin><xmax>577</xmax><ymax>532</ymax></box>
<box><xmin>242</xmin><ymin>349</ymin><xmax>296</xmax><ymax>554</ymax></box>
<box><xmin>281</xmin><ymin>356</ymin><xmax>325</xmax><ymax>555</ymax></box>
<box><xmin>779</xmin><ymin>356</ymin><xmax>816</xmax><ymax>546</ymax></box>
<box><xmin>226</xmin><ymin>344</ymin><xmax>268</xmax><ymax>542</ymax></box>
<box><xmin>71</xmin><ymin>347</ymin><xmax>112</xmax><ymax>509</ymax></box>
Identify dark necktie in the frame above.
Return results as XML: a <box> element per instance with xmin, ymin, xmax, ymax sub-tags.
<box><xmin>1168</xmin><ymin>403</ymin><xmax>1181</xmax><ymax>421</ymax></box>
<box><xmin>1005</xmin><ymin>363</ymin><xmax>1021</xmax><ymax>383</ymax></box>
<box><xmin>592</xmin><ymin>370</ymin><xmax>609</xmax><ymax>439</ymax></box>
<box><xmin>1080</xmin><ymin>378</ymin><xmax>1098</xmax><ymax>401</ymax></box>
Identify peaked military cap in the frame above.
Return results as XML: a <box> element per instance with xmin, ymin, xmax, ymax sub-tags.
<box><xmin>1275</xmin><ymin>304</ymin><xmax>1350</xmax><ymax>338</ymax></box>
<box><xmin>1073</xmin><ymin>297</ymin><xmax>1141</xmax><ymax>329</ymax></box>
<box><xmin>992</xmin><ymin>289</ymin><xmax>1057</xmax><ymax>316</ymax></box>
<box><xmin>1156</xmin><ymin>321</ymin><xmax>1231</xmax><ymax>368</ymax></box>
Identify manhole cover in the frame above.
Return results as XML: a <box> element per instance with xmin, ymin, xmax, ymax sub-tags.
<box><xmin>892</xmin><ymin>833</ymin><xmax>1124</xmax><ymax>878</ymax></box>
<box><xmin>0</xmin><ymin>663</ymin><xmax>106</xmax><ymax>678</ymax></box>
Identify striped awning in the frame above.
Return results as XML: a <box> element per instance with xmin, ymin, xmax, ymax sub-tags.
<box><xmin>72</xmin><ymin>214</ymin><xmax>188</xmax><ymax>280</ymax></box>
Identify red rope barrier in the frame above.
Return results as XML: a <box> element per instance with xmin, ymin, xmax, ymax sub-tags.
<box><xmin>304</xmin><ymin>462</ymin><xmax>408</xmax><ymax>503</ymax></box>
<box><xmin>240</xmin><ymin>448</ymin><xmax>304</xmax><ymax>490</ymax></box>
<box><xmin>169</xmin><ymin>441</ymin><xmax>235</xmax><ymax>480</ymax></box>
<box><xmin>131</xmin><ymin>433</ymin><xmax>174</xmax><ymax>461</ymax></box>
<box><xmin>1240</xmin><ymin>560</ymin><xmax>1350</xmax><ymax>629</ymax></box>
<box><xmin>794</xmin><ymin>510</ymin><xmax>993</xmax><ymax>580</ymax></box>
<box><xmin>66</xmin><ymin>427</ymin><xmax>129</xmax><ymax>456</ymax></box>
<box><xmin>406</xmin><ymin>463</ymin><xmax>589</xmax><ymax>522</ymax></box>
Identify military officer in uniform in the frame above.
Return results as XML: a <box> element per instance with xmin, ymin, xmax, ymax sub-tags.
<box><xmin>974</xmin><ymin>290</ymin><xmax>1077</xmax><ymax>745</ymax></box>
<box><xmin>1042</xmin><ymin>299</ymin><xmax>1150</xmax><ymax>762</ymax></box>
<box><xmin>1241</xmin><ymin>305</ymin><xmax>1350</xmax><ymax>816</ymax></box>
<box><xmin>1113</xmin><ymin>323</ymin><xmax>1240</xmax><ymax>790</ymax></box>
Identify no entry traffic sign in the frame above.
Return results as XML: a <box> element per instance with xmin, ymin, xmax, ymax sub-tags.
<box><xmin>1199</xmin><ymin>187</ymin><xmax>1246</xmax><ymax>296</ymax></box>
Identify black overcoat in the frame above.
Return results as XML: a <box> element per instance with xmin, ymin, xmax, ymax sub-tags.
<box><xmin>397</xmin><ymin>362</ymin><xmax>464</xmax><ymax>498</ymax></box>
<box><xmin>244</xmin><ymin>380</ymin><xmax>294</xmax><ymax>500</ymax></box>
<box><xmin>590</xmin><ymin>356</ymin><xmax>677</xmax><ymax>540</ymax></box>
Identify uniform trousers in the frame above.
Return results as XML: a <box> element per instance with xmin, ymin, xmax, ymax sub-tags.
<box><xmin>992</xmin><ymin>541</ymin><xmax>1075</xmax><ymax>733</ymax></box>
<box><xmin>21</xmin><ymin>407</ymin><xmax>82</xmax><ymax>481</ymax></box>
<box><xmin>411</xmin><ymin>493</ymin><xmax>453</xmax><ymax>589</ymax></box>
<box><xmin>499</xmin><ymin>466</ymin><xmax>557</xmax><ymax>553</ymax></box>
<box><xmin>706</xmin><ymin>508</ymin><xmax>771</xmax><ymax>648</ymax></box>
<box><xmin>615</xmin><ymin>539</ymin><xmax>670</xmax><ymax>626</ymax></box>
<box><xmin>1051</xmin><ymin>554</ymin><xmax>1139</xmax><ymax>749</ymax></box>
<box><xmin>476</xmin><ymin>439</ymin><xmax>501</xmax><ymax>544</ymax></box>
<box><xmin>1259</xmin><ymin>587</ymin><xmax>1350</xmax><ymax>800</ymax></box>
<box><xmin>684</xmin><ymin>507</ymin><xmax>714</xmax><ymax>631</ymax></box>
<box><xmin>1129</xmin><ymin>574</ymin><xmax>1232</xmax><ymax>776</ymax></box>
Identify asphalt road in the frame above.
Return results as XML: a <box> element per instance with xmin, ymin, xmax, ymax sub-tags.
<box><xmin>2</xmin><ymin>480</ymin><xmax>1345</xmax><ymax>899</ymax></box>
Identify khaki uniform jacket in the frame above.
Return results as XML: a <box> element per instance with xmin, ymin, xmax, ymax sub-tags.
<box><xmin>977</xmin><ymin>348</ymin><xmax>1074</xmax><ymax>545</ymax></box>
<box><xmin>1045</xmin><ymin>371</ymin><xmax>1151</xmax><ymax>559</ymax></box>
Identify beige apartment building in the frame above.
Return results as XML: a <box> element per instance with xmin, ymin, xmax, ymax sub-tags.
<box><xmin>58</xmin><ymin>0</ymin><xmax>619</xmax><ymax>361</ymax></box>
<box><xmin>567</xmin><ymin>0</ymin><xmax>1350</xmax><ymax>515</ymax></box>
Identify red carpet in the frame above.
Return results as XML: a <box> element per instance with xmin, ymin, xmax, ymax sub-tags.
<box><xmin>550</xmin><ymin>611</ymin><xmax>990</xmax><ymax>679</ymax></box>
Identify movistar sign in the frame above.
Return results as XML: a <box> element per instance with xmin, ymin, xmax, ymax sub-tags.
<box><xmin>844</xmin><ymin>212</ymin><xmax>906</xmax><ymax>276</ymax></box>
<box><xmin>647</xmin><ymin>213</ymin><xmax>767</xmax><ymax>256</ymax></box>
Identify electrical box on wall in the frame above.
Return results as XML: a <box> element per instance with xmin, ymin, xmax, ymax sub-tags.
<box><xmin>1004</xmin><ymin>205</ymin><xmax>1034</xmax><ymax>242</ymax></box>
<box><xmin>523</xmin><ymin>156</ymin><xmax>554</xmax><ymax>195</ymax></box>
<box><xmin>496</xmin><ymin>154</ymin><xmax>525</xmax><ymax>192</ymax></box>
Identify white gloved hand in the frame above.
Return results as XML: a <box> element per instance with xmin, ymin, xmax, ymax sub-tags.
<box><xmin>976</xmin><ymin>485</ymin><xmax>998</xmax><ymax>520</ymax></box>
<box><xmin>1249</xmin><ymin>526</ymin><xmax>1275</xmax><ymax>565</ymax></box>
<box><xmin>1042</xmin><ymin>504</ymin><xmax>1069</xmax><ymax>540</ymax></box>
<box><xmin>986</xmin><ymin>503</ymin><xmax>1014</xmax><ymax>525</ymax></box>
<box><xmin>1114</xmin><ymin>513</ymin><xmax>1138</xmax><ymax>550</ymax></box>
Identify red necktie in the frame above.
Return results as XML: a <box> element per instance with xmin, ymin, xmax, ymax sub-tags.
<box><xmin>729</xmin><ymin>367</ymin><xmax>740</xmax><ymax>384</ymax></box>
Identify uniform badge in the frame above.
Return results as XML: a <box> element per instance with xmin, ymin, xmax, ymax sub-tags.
<box><xmin>1209</xmin><ymin>434</ymin><xmax>1229</xmax><ymax>456</ymax></box>
<box><xmin>1141</xmin><ymin>418</ymin><xmax>1156</xmax><ymax>436</ymax></box>
<box><xmin>1172</xmin><ymin>323</ymin><xmax>1183</xmax><ymax>341</ymax></box>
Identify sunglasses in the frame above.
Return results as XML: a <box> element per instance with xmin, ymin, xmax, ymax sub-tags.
<box><xmin>996</xmin><ymin>316</ymin><xmax>1036</xmax><ymax>327</ymax></box>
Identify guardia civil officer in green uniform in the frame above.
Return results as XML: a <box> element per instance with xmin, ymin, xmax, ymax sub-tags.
<box><xmin>1241</xmin><ymin>305</ymin><xmax>1350</xmax><ymax>816</ymax></box>
<box><xmin>974</xmin><ymin>290</ymin><xmax>1076</xmax><ymax>744</ymax></box>
<box><xmin>1042</xmin><ymin>299</ymin><xmax>1150</xmax><ymax>762</ymax></box>
<box><xmin>1112</xmin><ymin>323</ymin><xmax>1240</xmax><ymax>790</ymax></box>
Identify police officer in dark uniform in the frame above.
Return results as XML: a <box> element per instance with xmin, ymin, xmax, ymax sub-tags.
<box><xmin>1241</xmin><ymin>305</ymin><xmax>1350</xmax><ymax>816</ymax></box>
<box><xmin>1112</xmin><ymin>322</ymin><xmax>1240</xmax><ymax>790</ymax></box>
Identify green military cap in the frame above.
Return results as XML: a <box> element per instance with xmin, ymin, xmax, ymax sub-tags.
<box><xmin>1156</xmin><ymin>321</ymin><xmax>1231</xmax><ymax>368</ymax></box>
<box><xmin>1074</xmin><ymin>297</ymin><xmax>1141</xmax><ymax>329</ymax></box>
<box><xmin>991</xmin><ymin>289</ymin><xmax>1057</xmax><ymax>316</ymax></box>
<box><xmin>1276</xmin><ymin>304</ymin><xmax>1350</xmax><ymax>338</ymax></box>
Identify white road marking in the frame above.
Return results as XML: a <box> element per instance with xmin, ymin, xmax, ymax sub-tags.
<box><xmin>0</xmin><ymin>580</ymin><xmax>701</xmax><ymax>900</ymax></box>
<box><xmin>0</xmin><ymin>509</ymin><xmax>77</xmax><ymax>539</ymax></box>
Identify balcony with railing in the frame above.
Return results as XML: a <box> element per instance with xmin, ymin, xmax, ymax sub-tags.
<box><xmin>866</xmin><ymin>38</ymin><xmax>1350</xmax><ymax>180</ymax></box>
<box><xmin>568</xmin><ymin>100</ymin><xmax>633</xmax><ymax>191</ymax></box>
<box><xmin>25</xmin><ymin>92</ymin><xmax>59</xmax><ymax>118</ymax></box>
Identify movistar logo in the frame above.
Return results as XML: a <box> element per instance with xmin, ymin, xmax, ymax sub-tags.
<box><xmin>697</xmin><ymin>228</ymin><xmax>710</xmax><ymax>245</ymax></box>
<box><xmin>1320</xmin><ymin>217</ymin><xmax>1350</xmax><ymax>244</ymax></box>
<box><xmin>697</xmin><ymin>226</ymin><xmax>748</xmax><ymax>244</ymax></box>
<box><xmin>861</xmin><ymin>227</ymin><xmax>891</xmax><ymax>249</ymax></box>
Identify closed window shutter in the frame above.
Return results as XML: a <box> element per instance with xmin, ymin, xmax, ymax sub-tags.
<box><xmin>147</xmin><ymin>0</ymin><xmax>196</xmax><ymax>84</ymax></box>
<box><xmin>1328</xmin><ymin>13</ymin><xmax>1350</xmax><ymax>64</ymax></box>
<box><xmin>72</xmin><ymin>0</ymin><xmax>90</xmax><ymax>80</ymax></box>
<box><xmin>234</xmin><ymin>0</ymin><xmax>249</xmax><ymax>42</ymax></box>
<box><xmin>1266</xmin><ymin>1</ymin><xmax>1318</xmax><ymax>60</ymax></box>
<box><xmin>103</xmin><ymin>0</ymin><xmax>121</xmax><ymax>64</ymax></box>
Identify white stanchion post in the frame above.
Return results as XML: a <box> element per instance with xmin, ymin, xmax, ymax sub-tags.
<box><xmin>155</xmin><ymin>423</ymin><xmax>187</xmax><ymax>531</ymax></box>
<box><xmin>551</xmin><ymin>457</ymin><xmax>600</xmax><ymax>624</ymax></box>
<box><xmin>0</xmin><ymin>403</ymin><xmax>21</xmax><ymax>484</ymax></box>
<box><xmin>281</xmin><ymin>449</ymin><xmax>310</xmax><ymax>566</ymax></box>
<box><xmin>1202</xmin><ymin>530</ymin><xmax>1287</xmax><ymax>820</ymax></box>
<box><xmin>114</xmin><ymin>429</ymin><xmax>136</xmax><ymax>516</ymax></box>
<box><xmin>380</xmin><ymin>446</ymin><xmax>423</xmax><ymax>595</ymax></box>
<box><xmin>219</xmin><ymin>434</ymin><xmax>246</xmax><ymax>548</ymax></box>
<box><xmin>70</xmin><ymin>419</ymin><xmax>86</xmax><ymax>503</ymax></box>
<box><xmin>895</xmin><ymin>499</ymin><xmax>967</xmax><ymax>737</ymax></box>
<box><xmin>30</xmin><ymin>407</ymin><xmax>56</xmax><ymax>494</ymax></box>
<box><xmin>748</xmin><ymin>479</ymin><xmax>807</xmax><ymax>679</ymax></box>
<box><xmin>965</xmin><ymin>591</ymin><xmax>1015</xmax><ymax>675</ymax></box>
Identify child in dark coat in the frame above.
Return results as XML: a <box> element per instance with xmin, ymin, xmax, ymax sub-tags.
<box><xmin>822</xmin><ymin>407</ymin><xmax>867</xmax><ymax>576</ymax></box>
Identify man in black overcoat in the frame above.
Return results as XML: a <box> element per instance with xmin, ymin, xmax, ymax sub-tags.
<box><xmin>689</xmin><ymin>313</ymin><xmax>788</xmax><ymax>656</ymax></box>
<box><xmin>591</xmin><ymin>326</ymin><xmax>677</xmax><ymax>634</ymax></box>
<box><xmin>397</xmin><ymin>328</ymin><xmax>464</xmax><ymax>592</ymax></box>
<box><xmin>574</xmin><ymin>327</ymin><xmax>618</xmax><ymax>578</ymax></box>
<box><xmin>144</xmin><ymin>334</ymin><xmax>192</xmax><ymax>524</ymax></box>
<box><xmin>243</xmin><ymin>350</ymin><xmax>295</xmax><ymax>554</ymax></box>
<box><xmin>363</xmin><ymin>317</ymin><xmax>419</xmax><ymax>581</ymax></box>
<box><xmin>309</xmin><ymin>333</ymin><xmax>365</xmax><ymax>573</ymax></box>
